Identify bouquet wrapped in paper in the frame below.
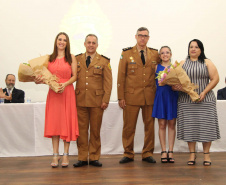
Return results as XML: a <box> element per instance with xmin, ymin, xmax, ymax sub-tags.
<box><xmin>18</xmin><ymin>55</ymin><xmax>60</xmax><ymax>93</ymax></box>
<box><xmin>156</xmin><ymin>61</ymin><xmax>199</xmax><ymax>102</ymax></box>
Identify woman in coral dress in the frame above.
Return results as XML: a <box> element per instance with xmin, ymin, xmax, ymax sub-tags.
<box><xmin>37</xmin><ymin>32</ymin><xmax>79</xmax><ymax>167</ymax></box>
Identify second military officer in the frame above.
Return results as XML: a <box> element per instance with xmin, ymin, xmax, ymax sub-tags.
<box><xmin>73</xmin><ymin>34</ymin><xmax>112</xmax><ymax>167</ymax></box>
<box><xmin>117</xmin><ymin>27</ymin><xmax>160</xmax><ymax>164</ymax></box>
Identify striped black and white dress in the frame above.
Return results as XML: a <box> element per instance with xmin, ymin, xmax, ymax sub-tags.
<box><xmin>177</xmin><ymin>58</ymin><xmax>220</xmax><ymax>142</ymax></box>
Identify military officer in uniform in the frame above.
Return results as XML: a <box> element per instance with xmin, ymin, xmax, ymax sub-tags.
<box><xmin>117</xmin><ymin>27</ymin><xmax>160</xmax><ymax>164</ymax></box>
<box><xmin>73</xmin><ymin>34</ymin><xmax>112</xmax><ymax>167</ymax></box>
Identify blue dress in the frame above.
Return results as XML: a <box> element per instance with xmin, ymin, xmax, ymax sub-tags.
<box><xmin>152</xmin><ymin>64</ymin><xmax>178</xmax><ymax>120</ymax></box>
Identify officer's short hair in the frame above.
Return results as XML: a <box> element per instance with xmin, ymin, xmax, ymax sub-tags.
<box><xmin>136</xmin><ymin>27</ymin><xmax>149</xmax><ymax>35</ymax></box>
<box><xmin>5</xmin><ymin>74</ymin><xmax>16</xmax><ymax>80</ymax></box>
<box><xmin>85</xmin><ymin>34</ymin><xmax>98</xmax><ymax>44</ymax></box>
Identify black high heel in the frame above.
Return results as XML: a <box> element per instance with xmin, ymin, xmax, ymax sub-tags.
<box><xmin>168</xmin><ymin>151</ymin><xmax>175</xmax><ymax>163</ymax></box>
<box><xmin>203</xmin><ymin>153</ymin><xmax>211</xmax><ymax>166</ymax></box>
<box><xmin>187</xmin><ymin>152</ymin><xmax>196</xmax><ymax>165</ymax></box>
<box><xmin>161</xmin><ymin>151</ymin><xmax>168</xmax><ymax>163</ymax></box>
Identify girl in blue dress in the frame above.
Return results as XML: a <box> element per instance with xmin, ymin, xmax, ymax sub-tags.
<box><xmin>152</xmin><ymin>46</ymin><xmax>178</xmax><ymax>163</ymax></box>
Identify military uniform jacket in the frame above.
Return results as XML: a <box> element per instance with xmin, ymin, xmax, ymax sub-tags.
<box><xmin>75</xmin><ymin>53</ymin><xmax>112</xmax><ymax>107</ymax></box>
<box><xmin>117</xmin><ymin>46</ymin><xmax>160</xmax><ymax>106</ymax></box>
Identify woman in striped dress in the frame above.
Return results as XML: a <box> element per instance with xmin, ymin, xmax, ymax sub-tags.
<box><xmin>173</xmin><ymin>39</ymin><xmax>220</xmax><ymax>166</ymax></box>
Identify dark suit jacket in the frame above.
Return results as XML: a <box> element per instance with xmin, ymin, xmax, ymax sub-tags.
<box><xmin>217</xmin><ymin>87</ymin><xmax>226</xmax><ymax>100</ymax></box>
<box><xmin>3</xmin><ymin>88</ymin><xmax>25</xmax><ymax>103</ymax></box>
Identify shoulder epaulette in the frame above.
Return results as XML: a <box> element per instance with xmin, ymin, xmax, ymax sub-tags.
<box><xmin>75</xmin><ymin>53</ymin><xmax>82</xmax><ymax>57</ymax></box>
<box><xmin>101</xmin><ymin>55</ymin><xmax>110</xmax><ymax>60</ymax></box>
<box><xmin>148</xmin><ymin>47</ymin><xmax>158</xmax><ymax>51</ymax></box>
<box><xmin>122</xmin><ymin>47</ymin><xmax>132</xmax><ymax>51</ymax></box>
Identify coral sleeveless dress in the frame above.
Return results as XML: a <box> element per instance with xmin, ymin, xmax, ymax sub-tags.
<box><xmin>44</xmin><ymin>57</ymin><xmax>79</xmax><ymax>142</ymax></box>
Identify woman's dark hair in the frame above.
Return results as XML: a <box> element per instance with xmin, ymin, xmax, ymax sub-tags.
<box><xmin>49</xmin><ymin>32</ymin><xmax>72</xmax><ymax>65</ymax></box>
<box><xmin>188</xmin><ymin>39</ymin><xmax>207</xmax><ymax>63</ymax></box>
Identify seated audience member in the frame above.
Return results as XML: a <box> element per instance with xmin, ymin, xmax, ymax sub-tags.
<box><xmin>0</xmin><ymin>74</ymin><xmax>25</xmax><ymax>103</ymax></box>
<box><xmin>217</xmin><ymin>77</ymin><xmax>226</xmax><ymax>100</ymax></box>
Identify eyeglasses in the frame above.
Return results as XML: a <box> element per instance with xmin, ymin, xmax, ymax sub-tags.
<box><xmin>137</xmin><ymin>34</ymin><xmax>149</xmax><ymax>38</ymax></box>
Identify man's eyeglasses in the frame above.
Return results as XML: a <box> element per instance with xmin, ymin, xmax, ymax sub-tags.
<box><xmin>137</xmin><ymin>34</ymin><xmax>149</xmax><ymax>38</ymax></box>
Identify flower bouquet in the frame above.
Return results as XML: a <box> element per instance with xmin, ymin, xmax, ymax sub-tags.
<box><xmin>18</xmin><ymin>55</ymin><xmax>60</xmax><ymax>93</ymax></box>
<box><xmin>156</xmin><ymin>61</ymin><xmax>199</xmax><ymax>102</ymax></box>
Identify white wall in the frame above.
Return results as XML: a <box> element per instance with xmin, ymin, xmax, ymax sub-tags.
<box><xmin>0</xmin><ymin>0</ymin><xmax>225</xmax><ymax>102</ymax></box>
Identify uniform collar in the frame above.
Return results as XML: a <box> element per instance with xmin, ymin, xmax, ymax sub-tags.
<box><xmin>85</xmin><ymin>52</ymin><xmax>96</xmax><ymax>61</ymax></box>
<box><xmin>136</xmin><ymin>45</ymin><xmax>147</xmax><ymax>55</ymax></box>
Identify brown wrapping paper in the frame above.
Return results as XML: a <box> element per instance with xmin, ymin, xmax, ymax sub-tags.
<box><xmin>18</xmin><ymin>63</ymin><xmax>35</xmax><ymax>82</ymax></box>
<box><xmin>159</xmin><ymin>62</ymin><xmax>200</xmax><ymax>102</ymax></box>
<box><xmin>18</xmin><ymin>55</ymin><xmax>60</xmax><ymax>93</ymax></box>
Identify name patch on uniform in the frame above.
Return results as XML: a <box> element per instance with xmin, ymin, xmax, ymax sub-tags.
<box><xmin>152</xmin><ymin>61</ymin><xmax>156</xmax><ymax>64</ymax></box>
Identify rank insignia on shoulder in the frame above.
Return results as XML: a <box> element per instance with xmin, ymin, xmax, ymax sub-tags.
<box><xmin>148</xmin><ymin>47</ymin><xmax>158</xmax><ymax>51</ymax></box>
<box><xmin>101</xmin><ymin>55</ymin><xmax>110</xmax><ymax>60</ymax></box>
<box><xmin>123</xmin><ymin>47</ymin><xmax>132</xmax><ymax>51</ymax></box>
<box><xmin>152</xmin><ymin>61</ymin><xmax>156</xmax><ymax>64</ymax></box>
<box><xmin>120</xmin><ymin>55</ymin><xmax>123</xmax><ymax>59</ymax></box>
<box><xmin>75</xmin><ymin>53</ymin><xmax>82</xmax><ymax>57</ymax></box>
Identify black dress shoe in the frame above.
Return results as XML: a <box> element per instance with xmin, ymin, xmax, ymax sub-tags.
<box><xmin>73</xmin><ymin>160</ymin><xmax>88</xmax><ymax>167</ymax></box>
<box><xmin>142</xmin><ymin>156</ymin><xmax>156</xmax><ymax>163</ymax></box>
<box><xmin>89</xmin><ymin>160</ymin><xmax>102</xmax><ymax>167</ymax></box>
<box><xmin>119</xmin><ymin>157</ymin><xmax>134</xmax><ymax>164</ymax></box>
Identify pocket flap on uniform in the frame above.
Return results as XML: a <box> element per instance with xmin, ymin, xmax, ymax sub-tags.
<box><xmin>94</xmin><ymin>69</ymin><xmax>102</xmax><ymax>74</ymax></box>
<box><xmin>96</xmin><ymin>89</ymin><xmax>104</xmax><ymax>95</ymax></box>
<box><xmin>126</xmin><ymin>88</ymin><xmax>134</xmax><ymax>93</ymax></box>
<box><xmin>128</xmin><ymin>64</ymin><xmax>138</xmax><ymax>69</ymax></box>
<box><xmin>75</xmin><ymin>89</ymin><xmax>80</xmax><ymax>95</ymax></box>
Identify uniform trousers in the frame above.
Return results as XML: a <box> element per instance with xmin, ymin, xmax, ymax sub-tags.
<box><xmin>77</xmin><ymin>106</ymin><xmax>104</xmax><ymax>161</ymax></box>
<box><xmin>122</xmin><ymin>104</ymin><xmax>155</xmax><ymax>159</ymax></box>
